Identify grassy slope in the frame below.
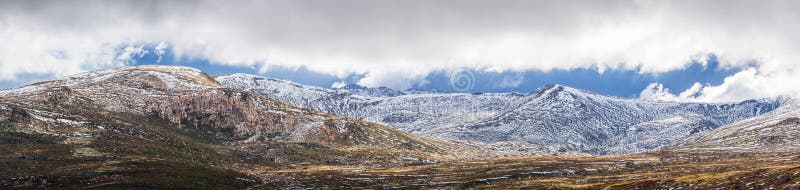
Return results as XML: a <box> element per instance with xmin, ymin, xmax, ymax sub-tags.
<box><xmin>0</xmin><ymin>105</ymin><xmax>258</xmax><ymax>189</ymax></box>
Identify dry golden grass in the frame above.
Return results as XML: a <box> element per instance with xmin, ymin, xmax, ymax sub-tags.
<box><xmin>502</xmin><ymin>178</ymin><xmax>608</xmax><ymax>189</ymax></box>
<box><xmin>673</xmin><ymin>170</ymin><xmax>746</xmax><ymax>182</ymax></box>
<box><xmin>256</xmin><ymin>151</ymin><xmax>800</xmax><ymax>189</ymax></box>
<box><xmin>269</xmin><ymin>165</ymin><xmax>365</xmax><ymax>173</ymax></box>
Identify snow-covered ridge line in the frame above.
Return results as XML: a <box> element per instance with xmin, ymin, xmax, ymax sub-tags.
<box><xmin>216</xmin><ymin>73</ymin><xmax>435</xmax><ymax>98</ymax></box>
<box><xmin>0</xmin><ymin>65</ymin><xmax>223</xmax><ymax>97</ymax></box>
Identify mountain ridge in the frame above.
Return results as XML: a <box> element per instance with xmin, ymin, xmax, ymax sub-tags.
<box><xmin>0</xmin><ymin>67</ymin><xmax>785</xmax><ymax>156</ymax></box>
<box><xmin>216</xmin><ymin>73</ymin><xmax>782</xmax><ymax>155</ymax></box>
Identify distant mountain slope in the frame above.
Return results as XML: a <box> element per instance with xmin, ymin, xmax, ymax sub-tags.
<box><xmin>217</xmin><ymin>74</ymin><xmax>781</xmax><ymax>155</ymax></box>
<box><xmin>678</xmin><ymin>99</ymin><xmax>800</xmax><ymax>152</ymax></box>
<box><xmin>442</xmin><ymin>84</ymin><xmax>781</xmax><ymax>154</ymax></box>
<box><xmin>215</xmin><ymin>73</ymin><xmax>524</xmax><ymax>133</ymax></box>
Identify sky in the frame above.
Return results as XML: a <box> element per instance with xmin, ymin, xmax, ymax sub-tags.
<box><xmin>1</xmin><ymin>0</ymin><xmax>799</xmax><ymax>102</ymax></box>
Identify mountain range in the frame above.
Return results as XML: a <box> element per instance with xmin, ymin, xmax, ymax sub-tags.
<box><xmin>0</xmin><ymin>66</ymin><xmax>470</xmax><ymax>188</ymax></box>
<box><xmin>216</xmin><ymin>73</ymin><xmax>782</xmax><ymax>155</ymax></box>
<box><xmin>2</xmin><ymin>65</ymin><xmax>799</xmax><ymax>188</ymax></box>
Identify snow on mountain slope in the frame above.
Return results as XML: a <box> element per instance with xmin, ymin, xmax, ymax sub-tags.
<box><xmin>605</xmin><ymin>113</ymin><xmax>718</xmax><ymax>154</ymax></box>
<box><xmin>217</xmin><ymin>74</ymin><xmax>781</xmax><ymax>155</ymax></box>
<box><xmin>677</xmin><ymin>98</ymin><xmax>800</xmax><ymax>152</ymax></box>
<box><xmin>440</xmin><ymin>84</ymin><xmax>781</xmax><ymax>154</ymax></box>
<box><xmin>215</xmin><ymin>73</ymin><xmax>525</xmax><ymax>133</ymax></box>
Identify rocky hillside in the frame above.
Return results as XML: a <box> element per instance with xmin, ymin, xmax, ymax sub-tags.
<box><xmin>0</xmin><ymin>65</ymin><xmax>458</xmax><ymax>188</ymax></box>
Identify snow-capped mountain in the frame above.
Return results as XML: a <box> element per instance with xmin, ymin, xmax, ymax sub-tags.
<box><xmin>215</xmin><ymin>73</ymin><xmax>525</xmax><ymax>133</ymax></box>
<box><xmin>216</xmin><ymin>74</ymin><xmax>782</xmax><ymax>155</ymax></box>
<box><xmin>440</xmin><ymin>84</ymin><xmax>781</xmax><ymax>154</ymax></box>
<box><xmin>678</xmin><ymin>98</ymin><xmax>800</xmax><ymax>152</ymax></box>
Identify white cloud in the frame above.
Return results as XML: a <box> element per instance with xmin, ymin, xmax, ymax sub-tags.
<box><xmin>688</xmin><ymin>67</ymin><xmax>800</xmax><ymax>102</ymax></box>
<box><xmin>639</xmin><ymin>82</ymin><xmax>706</xmax><ymax>102</ymax></box>
<box><xmin>115</xmin><ymin>45</ymin><xmax>147</xmax><ymax>65</ymax></box>
<box><xmin>498</xmin><ymin>74</ymin><xmax>524</xmax><ymax>88</ymax></box>
<box><xmin>640</xmin><ymin>83</ymin><xmax>679</xmax><ymax>102</ymax></box>
<box><xmin>2</xmin><ymin>0</ymin><xmax>800</xmax><ymax>101</ymax></box>
<box><xmin>154</xmin><ymin>41</ymin><xmax>168</xmax><ymax>63</ymax></box>
<box><xmin>331</xmin><ymin>81</ymin><xmax>347</xmax><ymax>88</ymax></box>
<box><xmin>678</xmin><ymin>82</ymin><xmax>705</xmax><ymax>99</ymax></box>
<box><xmin>640</xmin><ymin>67</ymin><xmax>800</xmax><ymax>102</ymax></box>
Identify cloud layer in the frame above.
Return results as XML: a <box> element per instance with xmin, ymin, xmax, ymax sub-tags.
<box><xmin>1</xmin><ymin>0</ymin><xmax>800</xmax><ymax>102</ymax></box>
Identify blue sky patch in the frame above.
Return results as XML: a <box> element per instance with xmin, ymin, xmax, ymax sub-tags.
<box><xmin>417</xmin><ymin>56</ymin><xmax>740</xmax><ymax>98</ymax></box>
<box><xmin>1</xmin><ymin>45</ymin><xmax>743</xmax><ymax>98</ymax></box>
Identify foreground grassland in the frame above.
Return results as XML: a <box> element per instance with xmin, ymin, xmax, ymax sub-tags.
<box><xmin>254</xmin><ymin>151</ymin><xmax>800</xmax><ymax>189</ymax></box>
<box><xmin>4</xmin><ymin>131</ymin><xmax>798</xmax><ymax>190</ymax></box>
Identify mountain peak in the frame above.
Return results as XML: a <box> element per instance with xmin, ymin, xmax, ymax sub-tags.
<box><xmin>81</xmin><ymin>65</ymin><xmax>223</xmax><ymax>89</ymax></box>
<box><xmin>529</xmin><ymin>84</ymin><xmax>626</xmax><ymax>102</ymax></box>
<box><xmin>217</xmin><ymin>72</ymin><xmax>261</xmax><ymax>79</ymax></box>
<box><xmin>533</xmin><ymin>84</ymin><xmax>582</xmax><ymax>96</ymax></box>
